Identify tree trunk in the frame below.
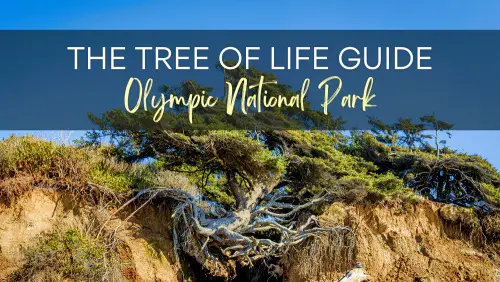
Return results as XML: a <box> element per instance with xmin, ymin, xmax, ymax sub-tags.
<box><xmin>435</xmin><ymin>129</ymin><xmax>440</xmax><ymax>158</ymax></box>
<box><xmin>228</xmin><ymin>171</ymin><xmax>248</xmax><ymax>209</ymax></box>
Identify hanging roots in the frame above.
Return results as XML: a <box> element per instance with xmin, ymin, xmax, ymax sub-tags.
<box><xmin>111</xmin><ymin>187</ymin><xmax>354</xmax><ymax>279</ymax></box>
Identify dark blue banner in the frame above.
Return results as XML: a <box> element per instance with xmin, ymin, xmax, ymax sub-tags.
<box><xmin>0</xmin><ymin>30</ymin><xmax>497</xmax><ymax>129</ymax></box>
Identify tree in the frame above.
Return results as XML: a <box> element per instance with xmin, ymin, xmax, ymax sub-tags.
<box><xmin>405</xmin><ymin>156</ymin><xmax>498</xmax><ymax>210</ymax></box>
<box><xmin>420</xmin><ymin>114</ymin><xmax>453</xmax><ymax>158</ymax></box>
<box><xmin>84</xmin><ymin>67</ymin><xmax>352</xmax><ymax>278</ymax></box>
<box><xmin>394</xmin><ymin>118</ymin><xmax>430</xmax><ymax>152</ymax></box>
<box><xmin>368</xmin><ymin>117</ymin><xmax>398</xmax><ymax>151</ymax></box>
<box><xmin>91</xmin><ymin>130</ymin><xmax>355</xmax><ymax>279</ymax></box>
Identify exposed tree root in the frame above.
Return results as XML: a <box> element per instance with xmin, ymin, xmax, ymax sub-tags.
<box><xmin>109</xmin><ymin>186</ymin><xmax>355</xmax><ymax>279</ymax></box>
<box><xmin>408</xmin><ymin>157</ymin><xmax>499</xmax><ymax>212</ymax></box>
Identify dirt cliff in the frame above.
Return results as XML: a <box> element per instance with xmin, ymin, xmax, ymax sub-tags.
<box><xmin>0</xmin><ymin>189</ymin><xmax>180</xmax><ymax>281</ymax></box>
<box><xmin>350</xmin><ymin>202</ymin><xmax>497</xmax><ymax>281</ymax></box>
<box><xmin>1</xmin><ymin>189</ymin><xmax>498</xmax><ymax>281</ymax></box>
<box><xmin>287</xmin><ymin>202</ymin><xmax>499</xmax><ymax>282</ymax></box>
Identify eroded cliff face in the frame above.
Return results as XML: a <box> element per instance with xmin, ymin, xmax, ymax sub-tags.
<box><xmin>0</xmin><ymin>189</ymin><xmax>181</xmax><ymax>282</ymax></box>
<box><xmin>1</xmin><ymin>189</ymin><xmax>498</xmax><ymax>282</ymax></box>
<box><xmin>351</xmin><ymin>203</ymin><xmax>498</xmax><ymax>281</ymax></box>
<box><xmin>287</xmin><ymin>202</ymin><xmax>499</xmax><ymax>282</ymax></box>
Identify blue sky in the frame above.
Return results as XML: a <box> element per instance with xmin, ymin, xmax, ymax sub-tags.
<box><xmin>0</xmin><ymin>1</ymin><xmax>499</xmax><ymax>169</ymax></box>
<box><xmin>2</xmin><ymin>1</ymin><xmax>500</xmax><ymax>30</ymax></box>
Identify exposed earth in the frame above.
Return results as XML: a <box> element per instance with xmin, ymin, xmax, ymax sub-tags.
<box><xmin>1</xmin><ymin>189</ymin><xmax>497</xmax><ymax>281</ymax></box>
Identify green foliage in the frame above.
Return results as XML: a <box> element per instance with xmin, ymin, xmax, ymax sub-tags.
<box><xmin>394</xmin><ymin>118</ymin><xmax>431</xmax><ymax>151</ymax></box>
<box><xmin>88</xmin><ymin>162</ymin><xmax>155</xmax><ymax>192</ymax></box>
<box><xmin>482</xmin><ymin>182</ymin><xmax>500</xmax><ymax>206</ymax></box>
<box><xmin>89</xmin><ymin>166</ymin><xmax>135</xmax><ymax>192</ymax></box>
<box><xmin>193</xmin><ymin>131</ymin><xmax>286</xmax><ymax>185</ymax></box>
<box><xmin>0</xmin><ymin>136</ymin><xmax>157</xmax><ymax>201</ymax></box>
<box><xmin>0</xmin><ymin>136</ymin><xmax>87</xmax><ymax>179</ymax></box>
<box><xmin>0</xmin><ymin>136</ymin><xmax>89</xmax><ymax>203</ymax></box>
<box><xmin>368</xmin><ymin>115</ymin><xmax>452</xmax><ymax>153</ymax></box>
<box><xmin>420</xmin><ymin>114</ymin><xmax>453</xmax><ymax>157</ymax></box>
<box><xmin>340</xmin><ymin>131</ymin><xmax>392</xmax><ymax>163</ymax></box>
<box><xmin>87</xmin><ymin>130</ymin><xmax>287</xmax><ymax>208</ymax></box>
<box><xmin>265</xmin><ymin>131</ymin><xmax>406</xmax><ymax>205</ymax></box>
<box><xmin>373</xmin><ymin>172</ymin><xmax>404</xmax><ymax>191</ymax></box>
<box><xmin>278</xmin><ymin>131</ymin><xmax>376</xmax><ymax>191</ymax></box>
<box><xmin>420</xmin><ymin>114</ymin><xmax>454</xmax><ymax>132</ymax></box>
<box><xmin>87</xmin><ymin>149</ymin><xmax>160</xmax><ymax>193</ymax></box>
<box><xmin>368</xmin><ymin>117</ymin><xmax>398</xmax><ymax>150</ymax></box>
<box><xmin>192</xmin><ymin>131</ymin><xmax>286</xmax><ymax>207</ymax></box>
<box><xmin>5</xmin><ymin>126</ymin><xmax>498</xmax><ymax>212</ymax></box>
<box><xmin>203</xmin><ymin>184</ymin><xmax>237</xmax><ymax>207</ymax></box>
<box><xmin>9</xmin><ymin>229</ymin><xmax>122</xmax><ymax>281</ymax></box>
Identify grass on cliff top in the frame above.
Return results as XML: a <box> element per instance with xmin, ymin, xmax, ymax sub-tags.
<box><xmin>0</xmin><ymin>135</ymin><xmax>201</xmax><ymax>205</ymax></box>
<box><xmin>0</xmin><ymin>136</ymin><xmax>168</xmax><ymax>204</ymax></box>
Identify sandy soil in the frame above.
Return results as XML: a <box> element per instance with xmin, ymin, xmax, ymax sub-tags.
<box><xmin>0</xmin><ymin>189</ymin><xmax>180</xmax><ymax>281</ymax></box>
<box><xmin>287</xmin><ymin>201</ymin><xmax>499</xmax><ymax>282</ymax></box>
<box><xmin>1</xmin><ymin>189</ymin><xmax>498</xmax><ymax>282</ymax></box>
